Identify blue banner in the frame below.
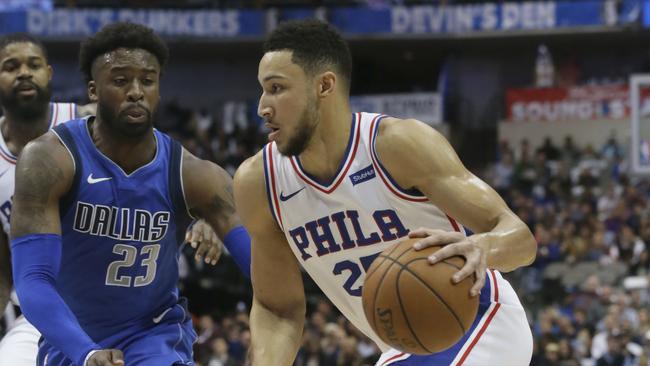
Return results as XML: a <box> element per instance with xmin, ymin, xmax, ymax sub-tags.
<box><xmin>372</xmin><ymin>0</ymin><xmax>605</xmax><ymax>34</ymax></box>
<box><xmin>0</xmin><ymin>11</ymin><xmax>27</xmax><ymax>34</ymax></box>
<box><xmin>21</xmin><ymin>9</ymin><xmax>265</xmax><ymax>38</ymax></box>
<box><xmin>643</xmin><ymin>0</ymin><xmax>650</xmax><ymax>26</ymax></box>
<box><xmin>0</xmin><ymin>1</ymin><xmax>641</xmax><ymax>39</ymax></box>
<box><xmin>329</xmin><ymin>7</ymin><xmax>391</xmax><ymax>34</ymax></box>
<box><xmin>0</xmin><ymin>0</ymin><xmax>52</xmax><ymax>11</ymax></box>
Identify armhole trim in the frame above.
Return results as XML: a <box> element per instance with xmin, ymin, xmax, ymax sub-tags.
<box><xmin>178</xmin><ymin>149</ymin><xmax>196</xmax><ymax>220</ymax></box>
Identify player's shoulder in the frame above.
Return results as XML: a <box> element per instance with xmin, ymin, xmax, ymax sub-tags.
<box><xmin>376</xmin><ymin>116</ymin><xmax>442</xmax><ymax>139</ymax></box>
<box><xmin>233</xmin><ymin>149</ymin><xmax>275</xmax><ymax>228</ymax></box>
<box><xmin>375</xmin><ymin>117</ymin><xmax>446</xmax><ymax>153</ymax></box>
<box><xmin>17</xmin><ymin>131</ymin><xmax>74</xmax><ymax>184</ymax></box>
<box><xmin>24</xmin><ymin>130</ymin><xmax>71</xmax><ymax>157</ymax></box>
<box><xmin>233</xmin><ymin>150</ymin><xmax>266</xmax><ymax>201</ymax></box>
<box><xmin>75</xmin><ymin>103</ymin><xmax>96</xmax><ymax>118</ymax></box>
<box><xmin>180</xmin><ymin>147</ymin><xmax>231</xmax><ymax>185</ymax></box>
<box><xmin>234</xmin><ymin>150</ymin><xmax>265</xmax><ymax>200</ymax></box>
<box><xmin>181</xmin><ymin>146</ymin><xmax>213</xmax><ymax>171</ymax></box>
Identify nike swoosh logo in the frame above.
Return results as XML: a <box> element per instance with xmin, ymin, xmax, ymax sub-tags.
<box><xmin>153</xmin><ymin>308</ymin><xmax>172</xmax><ymax>324</ymax></box>
<box><xmin>279</xmin><ymin>187</ymin><xmax>305</xmax><ymax>201</ymax></box>
<box><xmin>0</xmin><ymin>169</ymin><xmax>9</xmax><ymax>179</ymax></box>
<box><xmin>87</xmin><ymin>174</ymin><xmax>112</xmax><ymax>184</ymax></box>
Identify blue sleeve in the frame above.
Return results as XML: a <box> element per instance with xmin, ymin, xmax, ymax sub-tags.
<box><xmin>11</xmin><ymin>234</ymin><xmax>100</xmax><ymax>366</ymax></box>
<box><xmin>223</xmin><ymin>226</ymin><xmax>251</xmax><ymax>278</ymax></box>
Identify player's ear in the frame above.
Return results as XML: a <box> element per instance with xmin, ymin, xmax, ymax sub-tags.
<box><xmin>87</xmin><ymin>80</ymin><xmax>98</xmax><ymax>103</ymax></box>
<box><xmin>318</xmin><ymin>72</ymin><xmax>336</xmax><ymax>98</ymax></box>
<box><xmin>47</xmin><ymin>65</ymin><xmax>53</xmax><ymax>81</ymax></box>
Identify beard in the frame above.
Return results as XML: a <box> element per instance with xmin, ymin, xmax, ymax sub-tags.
<box><xmin>0</xmin><ymin>81</ymin><xmax>51</xmax><ymax>120</ymax></box>
<box><xmin>279</xmin><ymin>96</ymin><xmax>320</xmax><ymax>157</ymax></box>
<box><xmin>97</xmin><ymin>101</ymin><xmax>153</xmax><ymax>138</ymax></box>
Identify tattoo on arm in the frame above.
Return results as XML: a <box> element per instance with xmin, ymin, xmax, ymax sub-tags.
<box><xmin>211</xmin><ymin>185</ymin><xmax>236</xmax><ymax>216</ymax></box>
<box><xmin>11</xmin><ymin>151</ymin><xmax>64</xmax><ymax>236</ymax></box>
<box><xmin>200</xmin><ymin>183</ymin><xmax>239</xmax><ymax>237</ymax></box>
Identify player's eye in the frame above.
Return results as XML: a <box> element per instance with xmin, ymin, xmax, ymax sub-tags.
<box><xmin>29</xmin><ymin>62</ymin><xmax>42</xmax><ymax>70</ymax></box>
<box><xmin>2</xmin><ymin>63</ymin><xmax>17</xmax><ymax>72</ymax></box>
<box><xmin>271</xmin><ymin>84</ymin><xmax>282</xmax><ymax>93</ymax></box>
<box><xmin>141</xmin><ymin>78</ymin><xmax>154</xmax><ymax>86</ymax></box>
<box><xmin>113</xmin><ymin>77</ymin><xmax>127</xmax><ymax>86</ymax></box>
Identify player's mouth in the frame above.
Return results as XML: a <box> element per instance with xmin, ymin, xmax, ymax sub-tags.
<box><xmin>265</xmin><ymin>123</ymin><xmax>280</xmax><ymax>141</ymax></box>
<box><xmin>14</xmin><ymin>84</ymin><xmax>37</xmax><ymax>97</ymax></box>
<box><xmin>123</xmin><ymin>107</ymin><xmax>148</xmax><ymax>123</ymax></box>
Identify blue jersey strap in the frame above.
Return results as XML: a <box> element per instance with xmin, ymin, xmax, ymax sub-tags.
<box><xmin>11</xmin><ymin>234</ymin><xmax>100</xmax><ymax>366</ymax></box>
<box><xmin>223</xmin><ymin>226</ymin><xmax>251</xmax><ymax>278</ymax></box>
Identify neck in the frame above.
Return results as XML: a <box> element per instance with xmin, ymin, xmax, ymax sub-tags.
<box><xmin>298</xmin><ymin>96</ymin><xmax>352</xmax><ymax>183</ymax></box>
<box><xmin>0</xmin><ymin>104</ymin><xmax>51</xmax><ymax>156</ymax></box>
<box><xmin>90</xmin><ymin>116</ymin><xmax>156</xmax><ymax>174</ymax></box>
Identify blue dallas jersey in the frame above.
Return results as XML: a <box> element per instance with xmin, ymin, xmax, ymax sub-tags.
<box><xmin>51</xmin><ymin>118</ymin><xmax>192</xmax><ymax>342</ymax></box>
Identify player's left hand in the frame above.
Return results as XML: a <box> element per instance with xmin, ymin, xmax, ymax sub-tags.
<box><xmin>185</xmin><ymin>219</ymin><xmax>222</xmax><ymax>265</ymax></box>
<box><xmin>409</xmin><ymin>228</ymin><xmax>487</xmax><ymax>297</ymax></box>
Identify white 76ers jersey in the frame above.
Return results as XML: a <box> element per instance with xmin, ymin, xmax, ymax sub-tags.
<box><xmin>263</xmin><ymin>112</ymin><xmax>465</xmax><ymax>351</ymax></box>
<box><xmin>0</xmin><ymin>102</ymin><xmax>77</xmax><ymax>235</ymax></box>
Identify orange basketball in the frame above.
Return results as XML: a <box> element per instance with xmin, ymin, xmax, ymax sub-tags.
<box><xmin>362</xmin><ymin>238</ymin><xmax>479</xmax><ymax>355</ymax></box>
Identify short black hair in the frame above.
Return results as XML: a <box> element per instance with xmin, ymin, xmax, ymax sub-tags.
<box><xmin>264</xmin><ymin>19</ymin><xmax>352</xmax><ymax>90</ymax></box>
<box><xmin>0</xmin><ymin>33</ymin><xmax>48</xmax><ymax>60</ymax></box>
<box><xmin>79</xmin><ymin>22</ymin><xmax>169</xmax><ymax>82</ymax></box>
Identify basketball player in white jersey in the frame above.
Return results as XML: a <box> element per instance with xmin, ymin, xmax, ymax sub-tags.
<box><xmin>0</xmin><ymin>33</ymin><xmax>224</xmax><ymax>366</ymax></box>
<box><xmin>234</xmin><ymin>20</ymin><xmax>536</xmax><ymax>366</ymax></box>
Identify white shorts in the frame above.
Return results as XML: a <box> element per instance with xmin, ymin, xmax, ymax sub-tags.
<box><xmin>375</xmin><ymin>270</ymin><xmax>533</xmax><ymax>366</ymax></box>
<box><xmin>0</xmin><ymin>315</ymin><xmax>40</xmax><ymax>366</ymax></box>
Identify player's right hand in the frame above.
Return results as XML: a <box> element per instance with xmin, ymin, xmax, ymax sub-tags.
<box><xmin>185</xmin><ymin>219</ymin><xmax>222</xmax><ymax>265</ymax></box>
<box><xmin>87</xmin><ymin>349</ymin><xmax>124</xmax><ymax>366</ymax></box>
<box><xmin>409</xmin><ymin>228</ymin><xmax>487</xmax><ymax>297</ymax></box>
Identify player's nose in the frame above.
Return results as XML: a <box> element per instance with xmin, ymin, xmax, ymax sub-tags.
<box><xmin>16</xmin><ymin>63</ymin><xmax>33</xmax><ymax>79</ymax></box>
<box><xmin>126</xmin><ymin>80</ymin><xmax>144</xmax><ymax>102</ymax></box>
<box><xmin>257</xmin><ymin>103</ymin><xmax>273</xmax><ymax>120</ymax></box>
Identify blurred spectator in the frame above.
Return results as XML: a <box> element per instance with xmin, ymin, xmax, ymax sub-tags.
<box><xmin>491</xmin><ymin>150</ymin><xmax>515</xmax><ymax>195</ymax></box>
<box><xmin>207</xmin><ymin>338</ymin><xmax>237</xmax><ymax>366</ymax></box>
<box><xmin>538</xmin><ymin>137</ymin><xmax>561</xmax><ymax>161</ymax></box>
<box><xmin>595</xmin><ymin>333</ymin><xmax>625</xmax><ymax>366</ymax></box>
<box><xmin>561</xmin><ymin>136</ymin><xmax>581</xmax><ymax>166</ymax></box>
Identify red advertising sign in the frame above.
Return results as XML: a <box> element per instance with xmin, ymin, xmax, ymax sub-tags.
<box><xmin>506</xmin><ymin>84</ymin><xmax>650</xmax><ymax>122</ymax></box>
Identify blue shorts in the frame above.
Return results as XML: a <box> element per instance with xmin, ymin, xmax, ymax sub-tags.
<box><xmin>37</xmin><ymin>300</ymin><xmax>197</xmax><ymax>366</ymax></box>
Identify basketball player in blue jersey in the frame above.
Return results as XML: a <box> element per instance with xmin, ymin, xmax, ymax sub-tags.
<box><xmin>235</xmin><ymin>20</ymin><xmax>536</xmax><ymax>366</ymax></box>
<box><xmin>0</xmin><ymin>33</ymin><xmax>96</xmax><ymax>366</ymax></box>
<box><xmin>0</xmin><ymin>33</ymin><xmax>234</xmax><ymax>366</ymax></box>
<box><xmin>9</xmin><ymin>23</ymin><xmax>251</xmax><ymax>366</ymax></box>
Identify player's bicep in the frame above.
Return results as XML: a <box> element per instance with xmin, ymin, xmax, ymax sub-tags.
<box><xmin>413</xmin><ymin>131</ymin><xmax>510</xmax><ymax>232</ymax></box>
<box><xmin>250</xmin><ymin>228</ymin><xmax>305</xmax><ymax>313</ymax></box>
<box><xmin>420</xmin><ymin>170</ymin><xmax>510</xmax><ymax>233</ymax></box>
<box><xmin>234</xmin><ymin>158</ymin><xmax>305</xmax><ymax>313</ymax></box>
<box><xmin>182</xmin><ymin>150</ymin><xmax>239</xmax><ymax>238</ymax></box>
<box><xmin>0</xmin><ymin>225</ymin><xmax>8</xmax><ymax>258</ymax></box>
<box><xmin>0</xmin><ymin>227</ymin><xmax>11</xmax><ymax>303</ymax></box>
<box><xmin>10</xmin><ymin>139</ymin><xmax>71</xmax><ymax>238</ymax></box>
<box><xmin>377</xmin><ymin>120</ymin><xmax>508</xmax><ymax>233</ymax></box>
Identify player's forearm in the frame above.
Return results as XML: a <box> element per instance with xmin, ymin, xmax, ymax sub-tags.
<box><xmin>250</xmin><ymin>297</ymin><xmax>304</xmax><ymax>366</ymax></box>
<box><xmin>17</xmin><ymin>278</ymin><xmax>99</xmax><ymax>365</ymax></box>
<box><xmin>471</xmin><ymin>212</ymin><xmax>536</xmax><ymax>272</ymax></box>
<box><xmin>0</xmin><ymin>236</ymin><xmax>12</xmax><ymax>311</ymax></box>
<box><xmin>0</xmin><ymin>271</ymin><xmax>11</xmax><ymax>312</ymax></box>
<box><xmin>0</xmin><ymin>282</ymin><xmax>11</xmax><ymax>313</ymax></box>
<box><xmin>12</xmin><ymin>234</ymin><xmax>100</xmax><ymax>366</ymax></box>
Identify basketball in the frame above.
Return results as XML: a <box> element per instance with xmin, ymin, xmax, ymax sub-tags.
<box><xmin>362</xmin><ymin>238</ymin><xmax>479</xmax><ymax>355</ymax></box>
